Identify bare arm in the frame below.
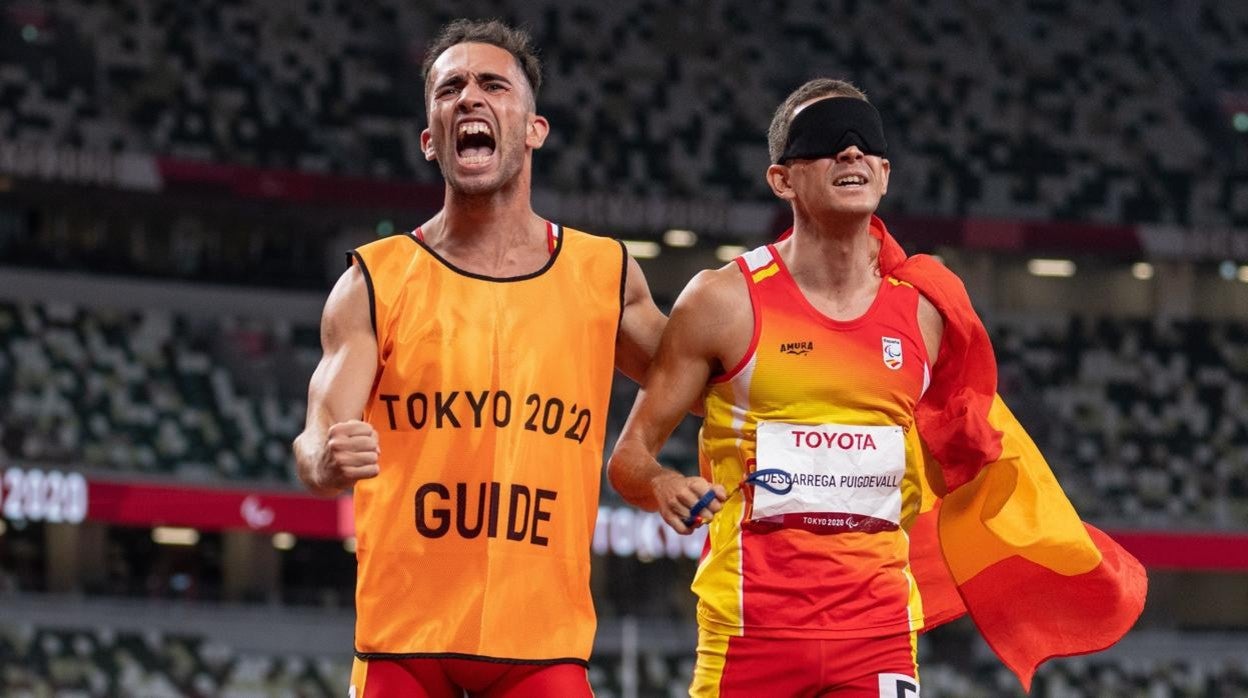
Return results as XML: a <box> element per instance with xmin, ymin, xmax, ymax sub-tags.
<box><xmin>608</xmin><ymin>267</ymin><xmax>749</xmax><ymax>533</ymax></box>
<box><xmin>917</xmin><ymin>294</ymin><xmax>944</xmax><ymax>366</ymax></box>
<box><xmin>614</xmin><ymin>254</ymin><xmax>667</xmax><ymax>383</ymax></box>
<box><xmin>292</xmin><ymin>266</ymin><xmax>381</xmax><ymax>496</ymax></box>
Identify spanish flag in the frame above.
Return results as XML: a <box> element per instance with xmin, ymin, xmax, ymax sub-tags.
<box><xmin>789</xmin><ymin>217</ymin><xmax>1149</xmax><ymax>690</ymax></box>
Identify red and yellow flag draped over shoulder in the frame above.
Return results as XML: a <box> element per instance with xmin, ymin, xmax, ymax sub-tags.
<box><xmin>785</xmin><ymin>217</ymin><xmax>1148</xmax><ymax>691</ymax></box>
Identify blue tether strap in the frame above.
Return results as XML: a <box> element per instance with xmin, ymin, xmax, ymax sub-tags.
<box><xmin>681</xmin><ymin>468</ymin><xmax>792</xmax><ymax>527</ymax></box>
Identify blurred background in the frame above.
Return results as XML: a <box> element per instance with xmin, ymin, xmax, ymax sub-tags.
<box><xmin>1</xmin><ymin>0</ymin><xmax>1247</xmax><ymax>695</ymax></box>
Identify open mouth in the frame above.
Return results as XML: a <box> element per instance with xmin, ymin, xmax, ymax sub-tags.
<box><xmin>833</xmin><ymin>174</ymin><xmax>867</xmax><ymax>187</ymax></box>
<box><xmin>456</xmin><ymin>121</ymin><xmax>496</xmax><ymax>165</ymax></box>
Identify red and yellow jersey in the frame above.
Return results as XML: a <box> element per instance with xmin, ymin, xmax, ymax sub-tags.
<box><xmin>694</xmin><ymin>244</ymin><xmax>931</xmax><ymax>639</ymax></box>
<box><xmin>348</xmin><ymin>223</ymin><xmax>624</xmax><ymax>664</ymax></box>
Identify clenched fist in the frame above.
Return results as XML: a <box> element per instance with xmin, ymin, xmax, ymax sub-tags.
<box><xmin>312</xmin><ymin>420</ymin><xmax>381</xmax><ymax>493</ymax></box>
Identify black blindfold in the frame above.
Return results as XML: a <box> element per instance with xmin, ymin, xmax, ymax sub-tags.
<box><xmin>778</xmin><ymin>97</ymin><xmax>888</xmax><ymax>163</ymax></box>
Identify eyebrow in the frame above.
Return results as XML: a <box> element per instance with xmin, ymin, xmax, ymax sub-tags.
<box><xmin>435</xmin><ymin>71</ymin><xmax>513</xmax><ymax>91</ymax></box>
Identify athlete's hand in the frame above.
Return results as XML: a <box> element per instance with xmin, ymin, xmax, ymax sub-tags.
<box><xmin>314</xmin><ymin>420</ymin><xmax>381</xmax><ymax>492</ymax></box>
<box><xmin>651</xmin><ymin>470</ymin><xmax>727</xmax><ymax>535</ymax></box>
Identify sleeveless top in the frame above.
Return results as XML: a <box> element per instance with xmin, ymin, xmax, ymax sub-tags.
<box><xmin>348</xmin><ymin>223</ymin><xmax>624</xmax><ymax>664</ymax></box>
<box><xmin>694</xmin><ymin>244</ymin><xmax>932</xmax><ymax>639</ymax></box>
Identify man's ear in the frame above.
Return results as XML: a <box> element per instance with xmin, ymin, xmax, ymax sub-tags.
<box><xmin>766</xmin><ymin>163</ymin><xmax>795</xmax><ymax>201</ymax></box>
<box><xmin>421</xmin><ymin>128</ymin><xmax>436</xmax><ymax>161</ymax></box>
<box><xmin>526</xmin><ymin>115</ymin><xmax>550</xmax><ymax>150</ymax></box>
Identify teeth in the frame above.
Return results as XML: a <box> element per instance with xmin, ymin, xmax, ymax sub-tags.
<box><xmin>835</xmin><ymin>175</ymin><xmax>866</xmax><ymax>186</ymax></box>
<box><xmin>462</xmin><ymin>155</ymin><xmax>491</xmax><ymax>164</ymax></box>
<box><xmin>458</xmin><ymin>122</ymin><xmax>493</xmax><ymax>136</ymax></box>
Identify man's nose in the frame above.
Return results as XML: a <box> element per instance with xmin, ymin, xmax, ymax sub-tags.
<box><xmin>455</xmin><ymin>82</ymin><xmax>486</xmax><ymax>111</ymax></box>
<box><xmin>836</xmin><ymin>145</ymin><xmax>865</xmax><ymax>162</ymax></box>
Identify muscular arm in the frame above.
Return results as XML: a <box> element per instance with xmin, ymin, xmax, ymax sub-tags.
<box><xmin>607</xmin><ymin>267</ymin><xmax>749</xmax><ymax>533</ymax></box>
<box><xmin>614</xmin><ymin>254</ymin><xmax>667</xmax><ymax>383</ymax></box>
<box><xmin>292</xmin><ymin>266</ymin><xmax>381</xmax><ymax>496</ymax></box>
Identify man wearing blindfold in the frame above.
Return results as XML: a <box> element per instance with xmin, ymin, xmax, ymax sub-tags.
<box><xmin>611</xmin><ymin>72</ymin><xmax>1146</xmax><ymax>696</ymax></box>
<box><xmin>609</xmin><ymin>79</ymin><xmax>940</xmax><ymax>696</ymax></box>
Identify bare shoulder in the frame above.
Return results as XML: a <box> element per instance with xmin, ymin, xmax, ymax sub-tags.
<box><xmin>916</xmin><ymin>292</ymin><xmax>942</xmax><ymax>325</ymax></box>
<box><xmin>321</xmin><ymin>265</ymin><xmax>373</xmax><ymax>344</ymax></box>
<box><xmin>621</xmin><ymin>253</ymin><xmax>652</xmax><ymax>305</ymax></box>
<box><xmin>915</xmin><ymin>291</ymin><xmax>944</xmax><ymax>365</ymax></box>
<box><xmin>664</xmin><ymin>263</ymin><xmax>753</xmax><ymax>371</ymax></box>
<box><xmin>674</xmin><ymin>263</ymin><xmax>749</xmax><ymax>316</ymax></box>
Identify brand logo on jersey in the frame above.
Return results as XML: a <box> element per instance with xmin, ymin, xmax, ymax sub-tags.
<box><xmin>882</xmin><ymin>337</ymin><xmax>903</xmax><ymax>370</ymax></box>
<box><xmin>780</xmin><ymin>341</ymin><xmax>814</xmax><ymax>355</ymax></box>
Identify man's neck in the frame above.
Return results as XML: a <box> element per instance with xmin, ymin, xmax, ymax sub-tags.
<box><xmin>419</xmin><ymin>183</ymin><xmax>549</xmax><ymax>274</ymax></box>
<box><xmin>782</xmin><ymin>213</ymin><xmax>880</xmax><ymax>297</ymax></box>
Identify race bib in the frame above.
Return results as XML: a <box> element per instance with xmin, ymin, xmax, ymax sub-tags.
<box><xmin>748</xmin><ymin>422</ymin><xmax>905</xmax><ymax>533</ymax></box>
<box><xmin>879</xmin><ymin>673</ymin><xmax>920</xmax><ymax>697</ymax></box>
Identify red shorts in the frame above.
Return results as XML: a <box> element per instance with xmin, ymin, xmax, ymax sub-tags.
<box><xmin>349</xmin><ymin>656</ymin><xmax>593</xmax><ymax>698</ymax></box>
<box><xmin>691</xmin><ymin>628</ymin><xmax>920</xmax><ymax>697</ymax></box>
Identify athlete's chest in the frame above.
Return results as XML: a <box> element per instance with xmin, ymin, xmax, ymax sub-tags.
<box><xmin>368</xmin><ymin>275</ymin><xmax>617</xmax><ymax>442</ymax></box>
<box><xmin>383</xmin><ymin>268</ymin><xmax>606</xmax><ymax>352</ymax></box>
<box><xmin>746</xmin><ymin>304</ymin><xmax>928</xmax><ymax>420</ymax></box>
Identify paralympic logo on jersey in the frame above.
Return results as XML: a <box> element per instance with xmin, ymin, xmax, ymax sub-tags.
<box><xmin>882</xmin><ymin>336</ymin><xmax>903</xmax><ymax>370</ymax></box>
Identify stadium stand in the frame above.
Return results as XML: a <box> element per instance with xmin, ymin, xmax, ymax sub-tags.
<box><xmin>991</xmin><ymin>315</ymin><xmax>1248</xmax><ymax>528</ymax></box>
<box><xmin>2</xmin><ymin>0</ymin><xmax>1247</xmax><ymax>225</ymax></box>
<box><xmin>3</xmin><ymin>618</ymin><xmax>1247</xmax><ymax>697</ymax></box>
<box><xmin>0</xmin><ymin>299</ymin><xmax>315</xmax><ymax>482</ymax></box>
<box><xmin>0</xmin><ymin>623</ymin><xmax>347</xmax><ymax>698</ymax></box>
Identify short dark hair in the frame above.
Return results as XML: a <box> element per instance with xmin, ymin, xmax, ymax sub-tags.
<box><xmin>421</xmin><ymin>19</ymin><xmax>542</xmax><ymax>107</ymax></box>
<box><xmin>767</xmin><ymin>78</ymin><xmax>869</xmax><ymax>164</ymax></box>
